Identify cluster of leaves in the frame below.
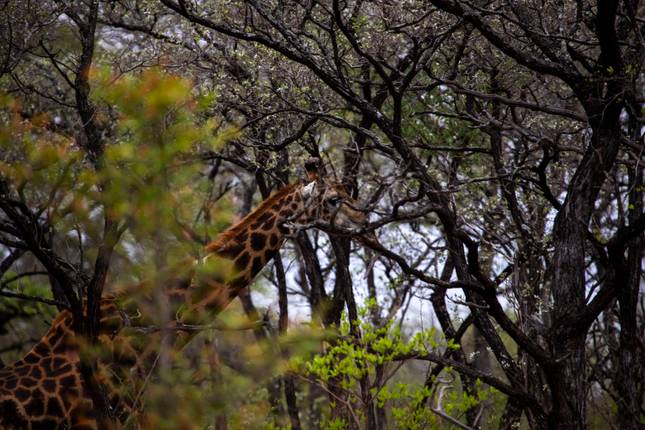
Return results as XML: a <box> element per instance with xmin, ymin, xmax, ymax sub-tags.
<box><xmin>88</xmin><ymin>69</ymin><xmax>244</xmax><ymax>427</ymax></box>
<box><xmin>289</xmin><ymin>304</ymin><xmax>493</xmax><ymax>430</ymax></box>
<box><xmin>1</xmin><ymin>68</ymin><xmax>246</xmax><ymax>426</ymax></box>
<box><xmin>0</xmin><ymin>95</ymin><xmax>80</xmax><ymax>343</ymax></box>
<box><xmin>0</xmin><ymin>67</ymin><xmax>236</xmax><ymax>263</ymax></box>
<box><xmin>0</xmin><ymin>94</ymin><xmax>84</xmax><ymax>214</ymax></box>
<box><xmin>91</xmin><ymin>67</ymin><xmax>238</xmax><ymax>260</ymax></box>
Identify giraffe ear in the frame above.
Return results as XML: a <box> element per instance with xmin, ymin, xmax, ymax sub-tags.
<box><xmin>301</xmin><ymin>181</ymin><xmax>317</xmax><ymax>201</ymax></box>
<box><xmin>304</xmin><ymin>157</ymin><xmax>321</xmax><ymax>182</ymax></box>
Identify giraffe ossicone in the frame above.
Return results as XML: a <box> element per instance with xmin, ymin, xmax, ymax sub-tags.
<box><xmin>0</xmin><ymin>158</ymin><xmax>373</xmax><ymax>429</ymax></box>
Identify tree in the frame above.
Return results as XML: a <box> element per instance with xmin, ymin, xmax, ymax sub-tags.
<box><xmin>1</xmin><ymin>1</ymin><xmax>643</xmax><ymax>429</ymax></box>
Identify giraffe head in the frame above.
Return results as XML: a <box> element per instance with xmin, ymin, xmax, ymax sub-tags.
<box><xmin>294</xmin><ymin>158</ymin><xmax>374</xmax><ymax>239</ymax></box>
<box><xmin>206</xmin><ymin>158</ymin><xmax>374</xmax><ymax>258</ymax></box>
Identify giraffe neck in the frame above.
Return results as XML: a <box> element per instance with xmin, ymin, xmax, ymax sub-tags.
<box><xmin>184</xmin><ymin>183</ymin><xmax>305</xmax><ymax>317</ymax></box>
<box><xmin>0</xmin><ymin>184</ymin><xmax>314</xmax><ymax>428</ymax></box>
<box><xmin>18</xmin><ymin>312</ymin><xmax>77</xmax><ymax>364</ymax></box>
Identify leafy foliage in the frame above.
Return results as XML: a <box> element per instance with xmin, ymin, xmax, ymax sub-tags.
<box><xmin>1</xmin><ymin>1</ymin><xmax>643</xmax><ymax>429</ymax></box>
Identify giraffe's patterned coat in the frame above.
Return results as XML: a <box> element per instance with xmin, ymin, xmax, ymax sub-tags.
<box><xmin>0</xmin><ymin>300</ymin><xmax>122</xmax><ymax>430</ymax></box>
<box><xmin>0</xmin><ymin>160</ymin><xmax>371</xmax><ymax>429</ymax></box>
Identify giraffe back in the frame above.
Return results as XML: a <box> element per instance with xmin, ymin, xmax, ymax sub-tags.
<box><xmin>0</xmin><ymin>299</ymin><xmax>124</xmax><ymax>430</ymax></box>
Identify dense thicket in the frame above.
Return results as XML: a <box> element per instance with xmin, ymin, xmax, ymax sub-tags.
<box><xmin>0</xmin><ymin>1</ymin><xmax>643</xmax><ymax>429</ymax></box>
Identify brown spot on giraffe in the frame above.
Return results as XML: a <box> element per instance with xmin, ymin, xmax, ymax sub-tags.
<box><xmin>0</xmin><ymin>158</ymin><xmax>375</xmax><ymax>428</ymax></box>
<box><xmin>251</xmin><ymin>256</ymin><xmax>264</xmax><ymax>276</ymax></box>
<box><xmin>269</xmin><ymin>234</ymin><xmax>279</xmax><ymax>247</ymax></box>
<box><xmin>250</xmin><ymin>232</ymin><xmax>267</xmax><ymax>251</ymax></box>
<box><xmin>234</xmin><ymin>252</ymin><xmax>250</xmax><ymax>270</ymax></box>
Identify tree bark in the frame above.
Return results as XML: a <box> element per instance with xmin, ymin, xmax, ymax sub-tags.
<box><xmin>614</xmin><ymin>154</ymin><xmax>644</xmax><ymax>430</ymax></box>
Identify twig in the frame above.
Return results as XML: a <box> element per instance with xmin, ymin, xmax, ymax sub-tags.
<box><xmin>0</xmin><ymin>289</ymin><xmax>68</xmax><ymax>308</ymax></box>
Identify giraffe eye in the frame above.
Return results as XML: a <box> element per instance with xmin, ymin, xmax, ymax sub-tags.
<box><xmin>326</xmin><ymin>196</ymin><xmax>342</xmax><ymax>207</ymax></box>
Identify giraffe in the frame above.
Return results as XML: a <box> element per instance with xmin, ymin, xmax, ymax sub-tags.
<box><xmin>0</xmin><ymin>158</ymin><xmax>373</xmax><ymax>429</ymax></box>
<box><xmin>0</xmin><ymin>299</ymin><xmax>123</xmax><ymax>430</ymax></box>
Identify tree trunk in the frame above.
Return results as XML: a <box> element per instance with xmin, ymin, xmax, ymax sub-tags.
<box><xmin>547</xmin><ymin>336</ymin><xmax>587</xmax><ymax>430</ymax></box>
<box><xmin>615</xmin><ymin>164</ymin><xmax>643</xmax><ymax>430</ymax></box>
<box><xmin>498</xmin><ymin>399</ymin><xmax>524</xmax><ymax>430</ymax></box>
<box><xmin>548</xmin><ymin>109</ymin><xmax>623</xmax><ymax>428</ymax></box>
